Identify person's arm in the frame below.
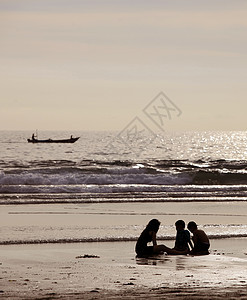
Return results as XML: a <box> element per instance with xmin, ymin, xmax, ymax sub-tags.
<box><xmin>192</xmin><ymin>231</ymin><xmax>198</xmax><ymax>244</ymax></box>
<box><xmin>185</xmin><ymin>231</ymin><xmax>193</xmax><ymax>250</ymax></box>
<box><xmin>189</xmin><ymin>240</ymin><xmax>193</xmax><ymax>250</ymax></box>
<box><xmin>151</xmin><ymin>231</ymin><xmax>157</xmax><ymax>246</ymax></box>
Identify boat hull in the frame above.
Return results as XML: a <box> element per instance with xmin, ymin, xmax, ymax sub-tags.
<box><xmin>27</xmin><ymin>137</ymin><xmax>80</xmax><ymax>143</ymax></box>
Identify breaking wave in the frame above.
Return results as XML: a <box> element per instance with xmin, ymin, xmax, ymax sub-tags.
<box><xmin>1</xmin><ymin>159</ymin><xmax>247</xmax><ymax>199</ymax></box>
<box><xmin>1</xmin><ymin>233</ymin><xmax>247</xmax><ymax>245</ymax></box>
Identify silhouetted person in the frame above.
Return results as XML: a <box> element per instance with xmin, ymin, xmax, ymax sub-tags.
<box><xmin>187</xmin><ymin>221</ymin><xmax>210</xmax><ymax>255</ymax></box>
<box><xmin>173</xmin><ymin>220</ymin><xmax>193</xmax><ymax>251</ymax></box>
<box><xmin>135</xmin><ymin>219</ymin><xmax>188</xmax><ymax>257</ymax></box>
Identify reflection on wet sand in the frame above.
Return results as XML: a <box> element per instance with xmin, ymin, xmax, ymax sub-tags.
<box><xmin>136</xmin><ymin>254</ymin><xmax>209</xmax><ymax>272</ymax></box>
<box><xmin>136</xmin><ymin>254</ymin><xmax>189</xmax><ymax>269</ymax></box>
<box><xmin>175</xmin><ymin>256</ymin><xmax>186</xmax><ymax>270</ymax></box>
<box><xmin>136</xmin><ymin>254</ymin><xmax>172</xmax><ymax>266</ymax></box>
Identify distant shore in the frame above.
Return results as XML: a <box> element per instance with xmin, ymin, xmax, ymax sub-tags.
<box><xmin>1</xmin><ymin>239</ymin><xmax>246</xmax><ymax>299</ymax></box>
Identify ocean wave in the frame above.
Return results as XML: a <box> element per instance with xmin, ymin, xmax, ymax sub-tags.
<box><xmin>1</xmin><ymin>184</ymin><xmax>247</xmax><ymax>204</ymax></box>
<box><xmin>0</xmin><ymin>169</ymin><xmax>192</xmax><ymax>186</ymax></box>
<box><xmin>1</xmin><ymin>233</ymin><xmax>247</xmax><ymax>245</ymax></box>
<box><xmin>1</xmin><ymin>159</ymin><xmax>247</xmax><ymax>198</ymax></box>
<box><xmin>1</xmin><ymin>169</ymin><xmax>247</xmax><ymax>188</ymax></box>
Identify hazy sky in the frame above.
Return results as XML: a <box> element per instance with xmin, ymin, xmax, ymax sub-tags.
<box><xmin>1</xmin><ymin>0</ymin><xmax>247</xmax><ymax>131</ymax></box>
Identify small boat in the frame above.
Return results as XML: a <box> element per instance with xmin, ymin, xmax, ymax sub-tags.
<box><xmin>27</xmin><ymin>135</ymin><xmax>80</xmax><ymax>143</ymax></box>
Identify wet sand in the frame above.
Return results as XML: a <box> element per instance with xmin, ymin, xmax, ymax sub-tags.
<box><xmin>0</xmin><ymin>239</ymin><xmax>247</xmax><ymax>299</ymax></box>
<box><xmin>1</xmin><ymin>202</ymin><xmax>247</xmax><ymax>245</ymax></box>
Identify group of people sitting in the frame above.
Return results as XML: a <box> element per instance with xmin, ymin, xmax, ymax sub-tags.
<box><xmin>135</xmin><ymin>219</ymin><xmax>210</xmax><ymax>258</ymax></box>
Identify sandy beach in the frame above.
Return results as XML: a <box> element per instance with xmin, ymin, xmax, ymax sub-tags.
<box><xmin>1</xmin><ymin>201</ymin><xmax>247</xmax><ymax>299</ymax></box>
<box><xmin>2</xmin><ymin>0</ymin><xmax>247</xmax><ymax>295</ymax></box>
<box><xmin>1</xmin><ymin>239</ymin><xmax>247</xmax><ymax>299</ymax></box>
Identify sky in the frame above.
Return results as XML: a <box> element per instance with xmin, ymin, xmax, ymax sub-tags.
<box><xmin>0</xmin><ymin>0</ymin><xmax>247</xmax><ymax>131</ymax></box>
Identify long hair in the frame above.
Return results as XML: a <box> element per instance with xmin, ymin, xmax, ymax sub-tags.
<box><xmin>146</xmin><ymin>219</ymin><xmax>160</xmax><ymax>233</ymax></box>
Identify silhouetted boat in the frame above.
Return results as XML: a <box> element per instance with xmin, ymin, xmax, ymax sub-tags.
<box><xmin>27</xmin><ymin>136</ymin><xmax>80</xmax><ymax>143</ymax></box>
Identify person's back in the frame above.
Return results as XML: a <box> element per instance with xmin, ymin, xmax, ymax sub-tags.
<box><xmin>175</xmin><ymin>229</ymin><xmax>191</xmax><ymax>251</ymax></box>
<box><xmin>187</xmin><ymin>221</ymin><xmax>210</xmax><ymax>255</ymax></box>
<box><xmin>193</xmin><ymin>229</ymin><xmax>209</xmax><ymax>245</ymax></box>
<box><xmin>174</xmin><ymin>220</ymin><xmax>191</xmax><ymax>251</ymax></box>
<box><xmin>135</xmin><ymin>228</ymin><xmax>153</xmax><ymax>256</ymax></box>
<box><xmin>135</xmin><ymin>219</ymin><xmax>161</xmax><ymax>257</ymax></box>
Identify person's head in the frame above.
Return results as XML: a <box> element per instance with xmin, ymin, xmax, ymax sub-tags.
<box><xmin>146</xmin><ymin>219</ymin><xmax>160</xmax><ymax>233</ymax></box>
<box><xmin>187</xmin><ymin>221</ymin><xmax>197</xmax><ymax>233</ymax></box>
<box><xmin>175</xmin><ymin>220</ymin><xmax>185</xmax><ymax>231</ymax></box>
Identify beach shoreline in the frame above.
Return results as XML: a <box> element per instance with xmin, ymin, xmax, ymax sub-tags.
<box><xmin>1</xmin><ymin>239</ymin><xmax>246</xmax><ymax>299</ymax></box>
<box><xmin>60</xmin><ymin>286</ymin><xmax>247</xmax><ymax>300</ymax></box>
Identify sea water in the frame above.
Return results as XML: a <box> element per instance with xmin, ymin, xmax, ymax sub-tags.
<box><xmin>0</xmin><ymin>130</ymin><xmax>247</xmax><ymax>246</ymax></box>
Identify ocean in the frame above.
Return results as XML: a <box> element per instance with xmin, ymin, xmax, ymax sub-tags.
<box><xmin>1</xmin><ymin>130</ymin><xmax>247</xmax><ymax>247</ymax></box>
